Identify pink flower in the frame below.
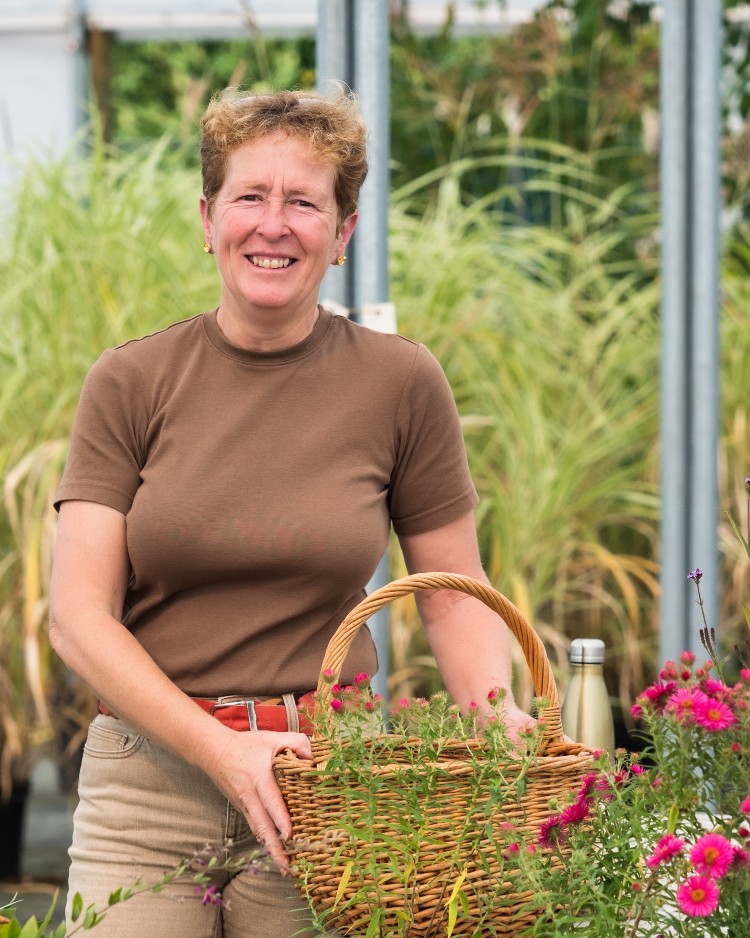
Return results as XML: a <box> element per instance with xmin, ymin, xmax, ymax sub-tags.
<box><xmin>740</xmin><ymin>795</ymin><xmax>750</xmax><ymax>814</ymax></box>
<box><xmin>354</xmin><ymin>672</ymin><xmax>369</xmax><ymax>685</ymax></box>
<box><xmin>646</xmin><ymin>834</ymin><xmax>685</xmax><ymax>869</ymax></box>
<box><xmin>330</xmin><ymin>699</ymin><xmax>343</xmax><ymax>711</ymax></box>
<box><xmin>538</xmin><ymin>814</ymin><xmax>566</xmax><ymax>848</ymax></box>
<box><xmin>680</xmin><ymin>650</ymin><xmax>696</xmax><ymax>665</ymax></box>
<box><xmin>560</xmin><ymin>799</ymin><xmax>590</xmax><ymax>825</ymax></box>
<box><xmin>630</xmin><ymin>764</ymin><xmax>646</xmax><ymax>775</ymax></box>
<box><xmin>740</xmin><ymin>668</ymin><xmax>750</xmax><ymax>683</ymax></box>
<box><xmin>694</xmin><ymin>697</ymin><xmax>736</xmax><ymax>732</ymax></box>
<box><xmin>676</xmin><ymin>875</ymin><xmax>720</xmax><ymax>917</ymax></box>
<box><xmin>690</xmin><ymin>833</ymin><xmax>734</xmax><ymax>879</ymax></box>
<box><xmin>643</xmin><ymin>680</ymin><xmax>677</xmax><ymax>709</ymax></box>
<box><xmin>732</xmin><ymin>846</ymin><xmax>750</xmax><ymax>868</ymax></box>
<box><xmin>665</xmin><ymin>687</ymin><xmax>708</xmax><ymax>723</ymax></box>
<box><xmin>702</xmin><ymin>678</ymin><xmax>729</xmax><ymax>697</ymax></box>
<box><xmin>196</xmin><ymin>884</ymin><xmax>223</xmax><ymax>908</ymax></box>
<box><xmin>630</xmin><ymin>703</ymin><xmax>643</xmax><ymax>720</ymax></box>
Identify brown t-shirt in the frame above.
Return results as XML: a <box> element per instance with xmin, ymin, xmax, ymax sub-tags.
<box><xmin>55</xmin><ymin>307</ymin><xmax>478</xmax><ymax>697</ymax></box>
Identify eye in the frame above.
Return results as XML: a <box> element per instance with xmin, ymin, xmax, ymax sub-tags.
<box><xmin>291</xmin><ymin>199</ymin><xmax>316</xmax><ymax>209</ymax></box>
<box><xmin>240</xmin><ymin>194</ymin><xmax>262</xmax><ymax>203</ymax></box>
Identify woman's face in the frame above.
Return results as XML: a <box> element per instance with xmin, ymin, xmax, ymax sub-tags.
<box><xmin>200</xmin><ymin>133</ymin><xmax>356</xmax><ymax>328</ymax></box>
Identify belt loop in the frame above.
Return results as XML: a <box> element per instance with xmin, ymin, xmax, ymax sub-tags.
<box><xmin>246</xmin><ymin>699</ymin><xmax>257</xmax><ymax>731</ymax></box>
<box><xmin>282</xmin><ymin>693</ymin><xmax>299</xmax><ymax>733</ymax></box>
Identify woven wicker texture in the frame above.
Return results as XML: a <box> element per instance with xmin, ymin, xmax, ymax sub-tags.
<box><xmin>274</xmin><ymin>572</ymin><xmax>596</xmax><ymax>936</ymax></box>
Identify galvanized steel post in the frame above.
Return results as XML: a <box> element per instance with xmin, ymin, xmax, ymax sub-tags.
<box><xmin>316</xmin><ymin>0</ymin><xmax>391</xmax><ymax>701</ymax></box>
<box><xmin>659</xmin><ymin>0</ymin><xmax>722</xmax><ymax>663</ymax></box>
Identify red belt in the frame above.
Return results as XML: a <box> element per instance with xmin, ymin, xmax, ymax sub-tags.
<box><xmin>98</xmin><ymin>692</ymin><xmax>315</xmax><ymax>735</ymax></box>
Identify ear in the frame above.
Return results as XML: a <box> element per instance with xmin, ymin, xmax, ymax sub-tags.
<box><xmin>335</xmin><ymin>212</ymin><xmax>358</xmax><ymax>257</ymax></box>
<box><xmin>199</xmin><ymin>195</ymin><xmax>212</xmax><ymax>242</ymax></box>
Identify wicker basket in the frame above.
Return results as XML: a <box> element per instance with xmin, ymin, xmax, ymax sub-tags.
<box><xmin>274</xmin><ymin>573</ymin><xmax>596</xmax><ymax>937</ymax></box>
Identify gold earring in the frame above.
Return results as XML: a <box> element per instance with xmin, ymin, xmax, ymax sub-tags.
<box><xmin>203</xmin><ymin>241</ymin><xmax>212</xmax><ymax>254</ymax></box>
<box><xmin>336</xmin><ymin>254</ymin><xmax>347</xmax><ymax>266</ymax></box>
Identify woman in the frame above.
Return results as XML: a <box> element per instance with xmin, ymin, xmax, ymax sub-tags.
<box><xmin>49</xmin><ymin>86</ymin><xmax>530</xmax><ymax>937</ymax></box>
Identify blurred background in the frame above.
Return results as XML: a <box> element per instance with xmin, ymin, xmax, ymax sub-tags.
<box><xmin>1</xmin><ymin>0</ymin><xmax>749</xmax><ymax>916</ymax></box>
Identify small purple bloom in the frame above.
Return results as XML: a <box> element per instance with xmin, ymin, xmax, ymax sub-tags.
<box><xmin>687</xmin><ymin>568</ymin><xmax>703</xmax><ymax>583</ymax></box>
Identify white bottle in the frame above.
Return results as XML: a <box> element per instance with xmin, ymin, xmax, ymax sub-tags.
<box><xmin>561</xmin><ymin>638</ymin><xmax>615</xmax><ymax>753</ymax></box>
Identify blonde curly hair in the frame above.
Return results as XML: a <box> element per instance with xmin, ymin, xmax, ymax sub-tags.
<box><xmin>200</xmin><ymin>85</ymin><xmax>368</xmax><ymax>230</ymax></box>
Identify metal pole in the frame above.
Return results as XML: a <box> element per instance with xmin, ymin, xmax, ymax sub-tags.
<box><xmin>316</xmin><ymin>0</ymin><xmax>391</xmax><ymax>701</ymax></box>
<box><xmin>659</xmin><ymin>0</ymin><xmax>721</xmax><ymax>664</ymax></box>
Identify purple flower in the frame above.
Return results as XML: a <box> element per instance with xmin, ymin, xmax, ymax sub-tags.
<box><xmin>687</xmin><ymin>568</ymin><xmax>703</xmax><ymax>583</ymax></box>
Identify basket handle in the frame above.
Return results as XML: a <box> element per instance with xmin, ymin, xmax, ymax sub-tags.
<box><xmin>315</xmin><ymin>572</ymin><xmax>563</xmax><ymax>745</ymax></box>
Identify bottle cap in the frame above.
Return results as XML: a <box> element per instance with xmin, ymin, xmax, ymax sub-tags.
<box><xmin>569</xmin><ymin>638</ymin><xmax>606</xmax><ymax>664</ymax></box>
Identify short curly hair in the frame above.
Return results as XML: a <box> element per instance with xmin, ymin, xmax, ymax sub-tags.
<box><xmin>200</xmin><ymin>85</ymin><xmax>368</xmax><ymax>230</ymax></box>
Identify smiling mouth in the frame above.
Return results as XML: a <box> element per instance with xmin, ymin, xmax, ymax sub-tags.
<box><xmin>248</xmin><ymin>255</ymin><xmax>294</xmax><ymax>269</ymax></box>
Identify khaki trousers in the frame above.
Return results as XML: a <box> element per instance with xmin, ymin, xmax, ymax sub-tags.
<box><xmin>66</xmin><ymin>714</ymin><xmax>319</xmax><ymax>938</ymax></box>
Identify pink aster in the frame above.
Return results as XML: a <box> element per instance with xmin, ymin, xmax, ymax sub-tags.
<box><xmin>702</xmin><ymin>678</ymin><xmax>729</xmax><ymax>697</ymax></box>
<box><xmin>694</xmin><ymin>697</ymin><xmax>736</xmax><ymax>732</ymax></box>
<box><xmin>560</xmin><ymin>799</ymin><xmax>590</xmax><ymax>825</ymax></box>
<box><xmin>538</xmin><ymin>814</ymin><xmax>566</xmax><ymax>848</ymax></box>
<box><xmin>646</xmin><ymin>834</ymin><xmax>685</xmax><ymax>869</ymax></box>
<box><xmin>676</xmin><ymin>875</ymin><xmax>720</xmax><ymax>917</ymax></box>
<box><xmin>666</xmin><ymin>687</ymin><xmax>709</xmax><ymax>724</ymax></box>
<box><xmin>690</xmin><ymin>833</ymin><xmax>734</xmax><ymax>879</ymax></box>
<box><xmin>643</xmin><ymin>680</ymin><xmax>677</xmax><ymax>709</ymax></box>
<box><xmin>732</xmin><ymin>846</ymin><xmax>750</xmax><ymax>868</ymax></box>
<box><xmin>740</xmin><ymin>795</ymin><xmax>750</xmax><ymax>814</ymax></box>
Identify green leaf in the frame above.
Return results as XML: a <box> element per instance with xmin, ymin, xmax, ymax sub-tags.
<box><xmin>53</xmin><ymin>924</ymin><xmax>68</xmax><ymax>938</ymax></box>
<box><xmin>333</xmin><ymin>862</ymin><xmax>354</xmax><ymax>910</ymax></box>
<box><xmin>667</xmin><ymin>803</ymin><xmax>680</xmax><ymax>834</ymax></box>
<box><xmin>18</xmin><ymin>918</ymin><xmax>41</xmax><ymax>938</ymax></box>
<box><xmin>445</xmin><ymin>870</ymin><xmax>468</xmax><ymax>938</ymax></box>
<box><xmin>365</xmin><ymin>908</ymin><xmax>383</xmax><ymax>938</ymax></box>
<box><xmin>82</xmin><ymin>906</ymin><xmax>99</xmax><ymax>929</ymax></box>
<box><xmin>107</xmin><ymin>888</ymin><xmax>122</xmax><ymax>906</ymax></box>
<box><xmin>70</xmin><ymin>894</ymin><xmax>82</xmax><ymax>923</ymax></box>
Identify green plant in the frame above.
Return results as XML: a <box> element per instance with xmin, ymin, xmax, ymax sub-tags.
<box><xmin>0</xmin><ymin>846</ymin><xmax>270</xmax><ymax>937</ymax></box>
<box><xmin>291</xmin><ymin>674</ymin><xmax>576</xmax><ymax>938</ymax></box>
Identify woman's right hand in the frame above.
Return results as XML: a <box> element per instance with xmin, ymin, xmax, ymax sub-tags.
<box><xmin>198</xmin><ymin>726</ymin><xmax>313</xmax><ymax>871</ymax></box>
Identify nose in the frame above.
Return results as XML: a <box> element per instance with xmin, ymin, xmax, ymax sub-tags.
<box><xmin>256</xmin><ymin>197</ymin><xmax>290</xmax><ymax>239</ymax></box>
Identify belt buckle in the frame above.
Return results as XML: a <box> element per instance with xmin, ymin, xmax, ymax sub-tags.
<box><xmin>210</xmin><ymin>696</ymin><xmax>257</xmax><ymax>731</ymax></box>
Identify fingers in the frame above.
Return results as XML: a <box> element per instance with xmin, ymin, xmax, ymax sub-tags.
<box><xmin>232</xmin><ymin>731</ymin><xmax>312</xmax><ymax>873</ymax></box>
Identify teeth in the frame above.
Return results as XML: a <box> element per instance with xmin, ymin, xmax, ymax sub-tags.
<box><xmin>250</xmin><ymin>256</ymin><xmax>291</xmax><ymax>269</ymax></box>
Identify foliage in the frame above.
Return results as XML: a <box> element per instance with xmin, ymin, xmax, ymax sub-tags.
<box><xmin>290</xmin><ymin>672</ymin><xmax>589</xmax><ymax>937</ymax></box>
<box><xmin>0</xmin><ymin>846</ymin><xmax>269</xmax><ymax>937</ymax></box>
<box><xmin>287</xmin><ymin>656</ymin><xmax>750</xmax><ymax>937</ymax></box>
<box><xmin>515</xmin><ymin>660</ymin><xmax>750</xmax><ymax>937</ymax></box>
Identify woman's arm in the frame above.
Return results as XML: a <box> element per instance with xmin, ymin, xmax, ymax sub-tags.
<box><xmin>397</xmin><ymin>511</ymin><xmax>533</xmax><ymax>735</ymax></box>
<box><xmin>49</xmin><ymin>500</ymin><xmax>311</xmax><ymax>868</ymax></box>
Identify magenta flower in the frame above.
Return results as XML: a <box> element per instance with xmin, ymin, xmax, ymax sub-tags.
<box><xmin>646</xmin><ymin>834</ymin><xmax>685</xmax><ymax>869</ymax></box>
<box><xmin>694</xmin><ymin>697</ymin><xmax>737</xmax><ymax>732</ymax></box>
<box><xmin>330</xmin><ymin>699</ymin><xmax>343</xmax><ymax>711</ymax></box>
<box><xmin>676</xmin><ymin>875</ymin><xmax>720</xmax><ymax>917</ymax></box>
<box><xmin>732</xmin><ymin>846</ymin><xmax>750</xmax><ymax>868</ymax></box>
<box><xmin>538</xmin><ymin>814</ymin><xmax>566</xmax><ymax>848</ymax></box>
<box><xmin>560</xmin><ymin>799</ymin><xmax>590</xmax><ymax>825</ymax></box>
<box><xmin>687</xmin><ymin>568</ymin><xmax>703</xmax><ymax>583</ymax></box>
<box><xmin>690</xmin><ymin>833</ymin><xmax>734</xmax><ymax>879</ymax></box>
<box><xmin>195</xmin><ymin>883</ymin><xmax>223</xmax><ymax>908</ymax></box>
<box><xmin>666</xmin><ymin>687</ymin><xmax>709</xmax><ymax>724</ymax></box>
<box><xmin>642</xmin><ymin>681</ymin><xmax>677</xmax><ymax>710</ymax></box>
<box><xmin>740</xmin><ymin>795</ymin><xmax>750</xmax><ymax>814</ymax></box>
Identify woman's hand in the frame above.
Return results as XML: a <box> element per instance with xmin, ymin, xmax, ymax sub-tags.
<box><xmin>199</xmin><ymin>727</ymin><xmax>312</xmax><ymax>871</ymax></box>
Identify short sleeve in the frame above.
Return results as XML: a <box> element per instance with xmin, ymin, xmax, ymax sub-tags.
<box><xmin>54</xmin><ymin>350</ymin><xmax>146</xmax><ymax>514</ymax></box>
<box><xmin>388</xmin><ymin>344</ymin><xmax>478</xmax><ymax>536</ymax></box>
